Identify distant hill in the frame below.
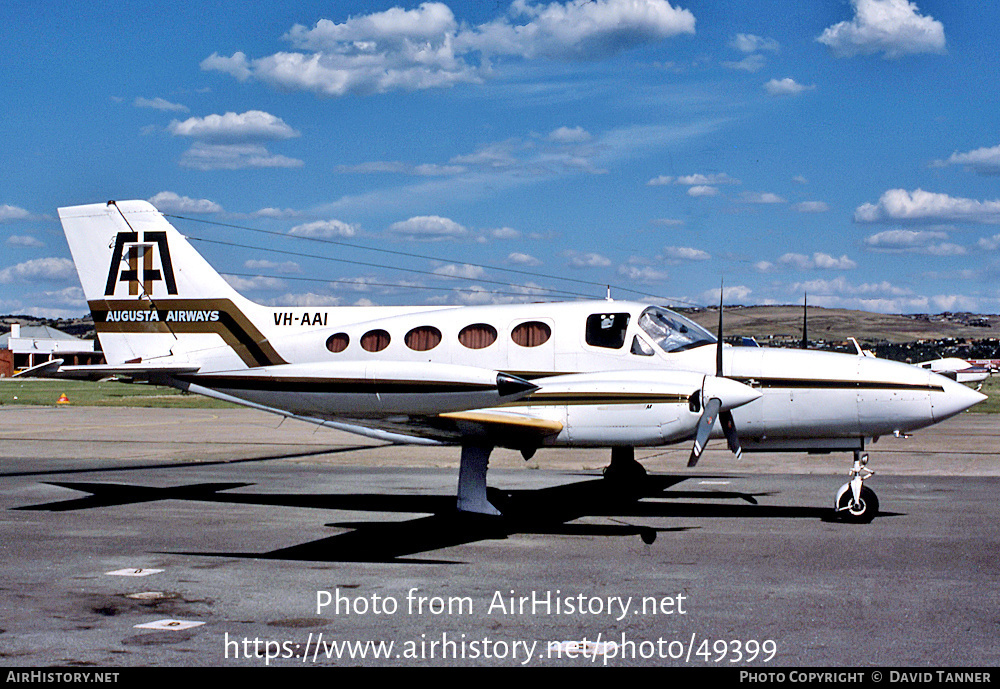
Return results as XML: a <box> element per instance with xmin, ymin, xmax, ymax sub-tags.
<box><xmin>682</xmin><ymin>306</ymin><xmax>996</xmax><ymax>345</ymax></box>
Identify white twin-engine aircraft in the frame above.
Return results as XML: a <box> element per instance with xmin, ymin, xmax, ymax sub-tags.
<box><xmin>33</xmin><ymin>200</ymin><xmax>987</xmax><ymax>522</ymax></box>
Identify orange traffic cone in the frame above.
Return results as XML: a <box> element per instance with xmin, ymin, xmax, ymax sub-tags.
<box><xmin>57</xmin><ymin>393</ymin><xmax>70</xmax><ymax>405</ymax></box>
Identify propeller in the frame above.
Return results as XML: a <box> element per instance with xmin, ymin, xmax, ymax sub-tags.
<box><xmin>688</xmin><ymin>284</ymin><xmax>751</xmax><ymax>467</ymax></box>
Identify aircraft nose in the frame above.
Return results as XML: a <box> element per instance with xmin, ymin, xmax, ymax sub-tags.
<box><xmin>931</xmin><ymin>375</ymin><xmax>988</xmax><ymax>422</ymax></box>
<box><xmin>703</xmin><ymin>376</ymin><xmax>762</xmax><ymax>411</ymax></box>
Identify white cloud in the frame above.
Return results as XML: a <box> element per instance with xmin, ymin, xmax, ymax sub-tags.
<box><xmin>134</xmin><ymin>97</ymin><xmax>189</xmax><ymax>112</ymax></box>
<box><xmin>855</xmin><ymin>189</ymin><xmax>1000</xmax><ymax>224</ymax></box>
<box><xmin>6</xmin><ymin>235</ymin><xmax>44</xmax><ymax>248</ymax></box>
<box><xmin>148</xmin><ymin>191</ymin><xmax>223</xmax><ymax>214</ymax></box>
<box><xmin>200</xmin><ymin>51</ymin><xmax>253</xmax><ymax>81</ymax></box>
<box><xmin>792</xmin><ymin>276</ymin><xmax>912</xmax><ymax>298</ymax></box>
<box><xmin>0</xmin><ymin>204</ymin><xmax>31</xmax><ymax>222</ymax></box>
<box><xmin>662</xmin><ymin>246</ymin><xmax>710</xmax><ymax>261</ymax></box>
<box><xmin>244</xmin><ymin>259</ymin><xmax>302</xmax><ymax>273</ymax></box>
<box><xmin>863</xmin><ymin>229</ymin><xmax>965</xmax><ymax>255</ymax></box>
<box><xmin>289</xmin><ymin>219</ymin><xmax>358</xmax><ymax>238</ymax></box>
<box><xmin>389</xmin><ymin>215</ymin><xmax>468</xmax><ymax>241</ymax></box>
<box><xmin>782</xmin><ymin>276</ymin><xmax>939</xmax><ymax>313</ymax></box>
<box><xmin>817</xmin><ymin>0</ymin><xmax>946</xmax><ymax>59</ymax></box>
<box><xmin>676</xmin><ymin>172</ymin><xmax>737</xmax><ymax>185</ymax></box>
<box><xmin>222</xmin><ymin>274</ymin><xmax>286</xmax><ymax>291</ymax></box>
<box><xmin>649</xmin><ymin>172</ymin><xmax>737</xmax><ymax>186</ymax></box>
<box><xmin>979</xmin><ymin>234</ymin><xmax>1000</xmax><ymax>251</ymax></box>
<box><xmin>778</xmin><ymin>252</ymin><xmax>857</xmax><ymax>270</ymax></box>
<box><xmin>31</xmin><ymin>286</ymin><xmax>86</xmax><ymax>309</ymax></box>
<box><xmin>204</xmin><ymin>1</ymin><xmax>696</xmax><ymax>97</ymax></box>
<box><xmin>647</xmin><ymin>175</ymin><xmax>674</xmax><ymax>186</ymax></box>
<box><xmin>321</xmin><ymin>120</ymin><xmax>725</xmax><ymax>215</ymax></box>
<box><xmin>565</xmin><ymin>250</ymin><xmax>611</xmax><ymax>268</ymax></box>
<box><xmin>338</xmin><ymin>161</ymin><xmax>467</xmax><ymax>176</ymax></box>
<box><xmin>251</xmin><ymin>207</ymin><xmax>303</xmax><ymax>219</ymax></box>
<box><xmin>548</xmin><ymin>126</ymin><xmax>592</xmax><ymax>143</ymax></box>
<box><xmin>704</xmin><ymin>285</ymin><xmax>752</xmax><ymax>302</ymax></box>
<box><xmin>730</xmin><ymin>34</ymin><xmax>779</xmax><ymax>53</ymax></box>
<box><xmin>864</xmin><ymin>228</ymin><xmax>947</xmax><ymax>249</ymax></box>
<box><xmin>266</xmin><ymin>292</ymin><xmax>344</xmax><ymax>307</ymax></box>
<box><xmin>508</xmin><ymin>252</ymin><xmax>542</xmax><ymax>266</ymax></box>
<box><xmin>930</xmin><ymin>294</ymin><xmax>982</xmax><ymax>312</ymax></box>
<box><xmin>168</xmin><ymin>110</ymin><xmax>299</xmax><ymax>143</ymax></box>
<box><xmin>764</xmin><ymin>77</ymin><xmax>815</xmax><ymax>96</ymax></box>
<box><xmin>459</xmin><ymin>0</ymin><xmax>696</xmax><ymax>60</ymax></box>
<box><xmin>687</xmin><ymin>185</ymin><xmax>718</xmax><ymax>197</ymax></box>
<box><xmin>433</xmin><ymin>263</ymin><xmax>486</xmax><ymax>279</ymax></box>
<box><xmin>721</xmin><ymin>54</ymin><xmax>766</xmax><ymax>72</ymax></box>
<box><xmin>812</xmin><ymin>253</ymin><xmax>858</xmax><ymax>269</ymax></box>
<box><xmin>491</xmin><ymin>226</ymin><xmax>521</xmax><ymax>239</ymax></box>
<box><xmin>0</xmin><ymin>257</ymin><xmax>75</xmax><ymax>284</ymax></box>
<box><xmin>933</xmin><ymin>144</ymin><xmax>1000</xmax><ymax>176</ymax></box>
<box><xmin>178</xmin><ymin>143</ymin><xmax>304</xmax><ymax>171</ymax></box>
<box><xmin>794</xmin><ymin>201</ymin><xmax>830</xmax><ymax>213</ymax></box>
<box><xmin>741</xmin><ymin>191</ymin><xmax>786</xmax><ymax>204</ymax></box>
<box><xmin>204</xmin><ymin>3</ymin><xmax>476</xmax><ymax>97</ymax></box>
<box><xmin>618</xmin><ymin>264</ymin><xmax>668</xmax><ymax>282</ymax></box>
<box><xmin>285</xmin><ymin>3</ymin><xmax>460</xmax><ymax>50</ymax></box>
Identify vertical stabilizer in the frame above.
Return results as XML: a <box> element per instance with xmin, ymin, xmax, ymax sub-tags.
<box><xmin>58</xmin><ymin>200</ymin><xmax>281</xmax><ymax>369</ymax></box>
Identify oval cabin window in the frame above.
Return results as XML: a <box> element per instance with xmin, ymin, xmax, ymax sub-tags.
<box><xmin>405</xmin><ymin>325</ymin><xmax>442</xmax><ymax>352</ymax></box>
<box><xmin>458</xmin><ymin>323</ymin><xmax>497</xmax><ymax>350</ymax></box>
<box><xmin>511</xmin><ymin>321</ymin><xmax>551</xmax><ymax>347</ymax></box>
<box><xmin>360</xmin><ymin>329</ymin><xmax>391</xmax><ymax>352</ymax></box>
<box><xmin>326</xmin><ymin>332</ymin><xmax>349</xmax><ymax>353</ymax></box>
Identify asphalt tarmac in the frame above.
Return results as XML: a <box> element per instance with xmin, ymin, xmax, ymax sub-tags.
<box><xmin>1</xmin><ymin>406</ymin><xmax>998</xmax><ymax>668</ymax></box>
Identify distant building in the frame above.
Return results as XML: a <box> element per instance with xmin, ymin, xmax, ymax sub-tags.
<box><xmin>0</xmin><ymin>323</ymin><xmax>104</xmax><ymax>376</ymax></box>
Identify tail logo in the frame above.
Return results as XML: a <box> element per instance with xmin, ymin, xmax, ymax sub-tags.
<box><xmin>105</xmin><ymin>231</ymin><xmax>178</xmax><ymax>297</ymax></box>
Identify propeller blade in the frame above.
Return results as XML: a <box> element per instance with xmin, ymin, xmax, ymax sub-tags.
<box><xmin>716</xmin><ymin>281</ymin><xmax>724</xmax><ymax>377</ymax></box>
<box><xmin>719</xmin><ymin>409</ymin><xmax>742</xmax><ymax>460</ymax></box>
<box><xmin>801</xmin><ymin>292</ymin><xmax>808</xmax><ymax>349</ymax></box>
<box><xmin>688</xmin><ymin>396</ymin><xmax>721</xmax><ymax>467</ymax></box>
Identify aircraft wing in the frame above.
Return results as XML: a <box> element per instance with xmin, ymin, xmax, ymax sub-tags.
<box><xmin>311</xmin><ymin>410</ymin><xmax>564</xmax><ymax>447</ymax></box>
<box><xmin>13</xmin><ymin>359</ymin><xmax>201</xmax><ymax>381</ymax></box>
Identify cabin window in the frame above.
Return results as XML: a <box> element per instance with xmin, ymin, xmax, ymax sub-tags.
<box><xmin>326</xmin><ymin>332</ymin><xmax>349</xmax><ymax>353</ymax></box>
<box><xmin>585</xmin><ymin>312</ymin><xmax>630</xmax><ymax>349</ymax></box>
<box><xmin>405</xmin><ymin>325</ymin><xmax>442</xmax><ymax>352</ymax></box>
<box><xmin>458</xmin><ymin>323</ymin><xmax>497</xmax><ymax>349</ymax></box>
<box><xmin>511</xmin><ymin>321</ymin><xmax>551</xmax><ymax>347</ymax></box>
<box><xmin>360</xmin><ymin>329</ymin><xmax>391</xmax><ymax>352</ymax></box>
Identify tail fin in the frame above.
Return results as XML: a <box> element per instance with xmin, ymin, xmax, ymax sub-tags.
<box><xmin>59</xmin><ymin>200</ymin><xmax>283</xmax><ymax>369</ymax></box>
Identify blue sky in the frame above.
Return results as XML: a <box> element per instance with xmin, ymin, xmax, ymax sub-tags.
<box><xmin>3</xmin><ymin>0</ymin><xmax>1000</xmax><ymax>318</ymax></box>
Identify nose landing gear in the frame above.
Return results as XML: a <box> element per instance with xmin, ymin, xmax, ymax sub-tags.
<box><xmin>834</xmin><ymin>451</ymin><xmax>879</xmax><ymax>523</ymax></box>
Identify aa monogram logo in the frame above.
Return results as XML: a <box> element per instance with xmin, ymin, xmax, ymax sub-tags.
<box><xmin>104</xmin><ymin>230</ymin><xmax>178</xmax><ymax>296</ymax></box>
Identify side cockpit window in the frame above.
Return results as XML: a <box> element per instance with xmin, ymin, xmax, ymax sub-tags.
<box><xmin>630</xmin><ymin>335</ymin><xmax>655</xmax><ymax>356</ymax></box>
<box><xmin>638</xmin><ymin>306</ymin><xmax>716</xmax><ymax>353</ymax></box>
<box><xmin>585</xmin><ymin>312</ymin><xmax>630</xmax><ymax>349</ymax></box>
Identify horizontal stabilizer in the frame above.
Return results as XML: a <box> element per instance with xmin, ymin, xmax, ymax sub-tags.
<box><xmin>13</xmin><ymin>359</ymin><xmax>200</xmax><ymax>381</ymax></box>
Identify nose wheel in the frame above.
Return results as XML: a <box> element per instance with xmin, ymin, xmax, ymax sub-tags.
<box><xmin>834</xmin><ymin>451</ymin><xmax>879</xmax><ymax>523</ymax></box>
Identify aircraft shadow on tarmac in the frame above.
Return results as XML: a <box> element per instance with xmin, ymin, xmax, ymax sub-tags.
<box><xmin>14</xmin><ymin>472</ymin><xmax>883</xmax><ymax>563</ymax></box>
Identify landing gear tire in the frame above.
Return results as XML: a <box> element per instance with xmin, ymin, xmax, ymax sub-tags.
<box><xmin>603</xmin><ymin>447</ymin><xmax>647</xmax><ymax>500</ymax></box>
<box><xmin>835</xmin><ymin>485</ymin><xmax>879</xmax><ymax>523</ymax></box>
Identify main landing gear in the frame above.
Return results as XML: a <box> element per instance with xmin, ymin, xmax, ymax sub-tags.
<box><xmin>833</xmin><ymin>450</ymin><xmax>879</xmax><ymax>523</ymax></box>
